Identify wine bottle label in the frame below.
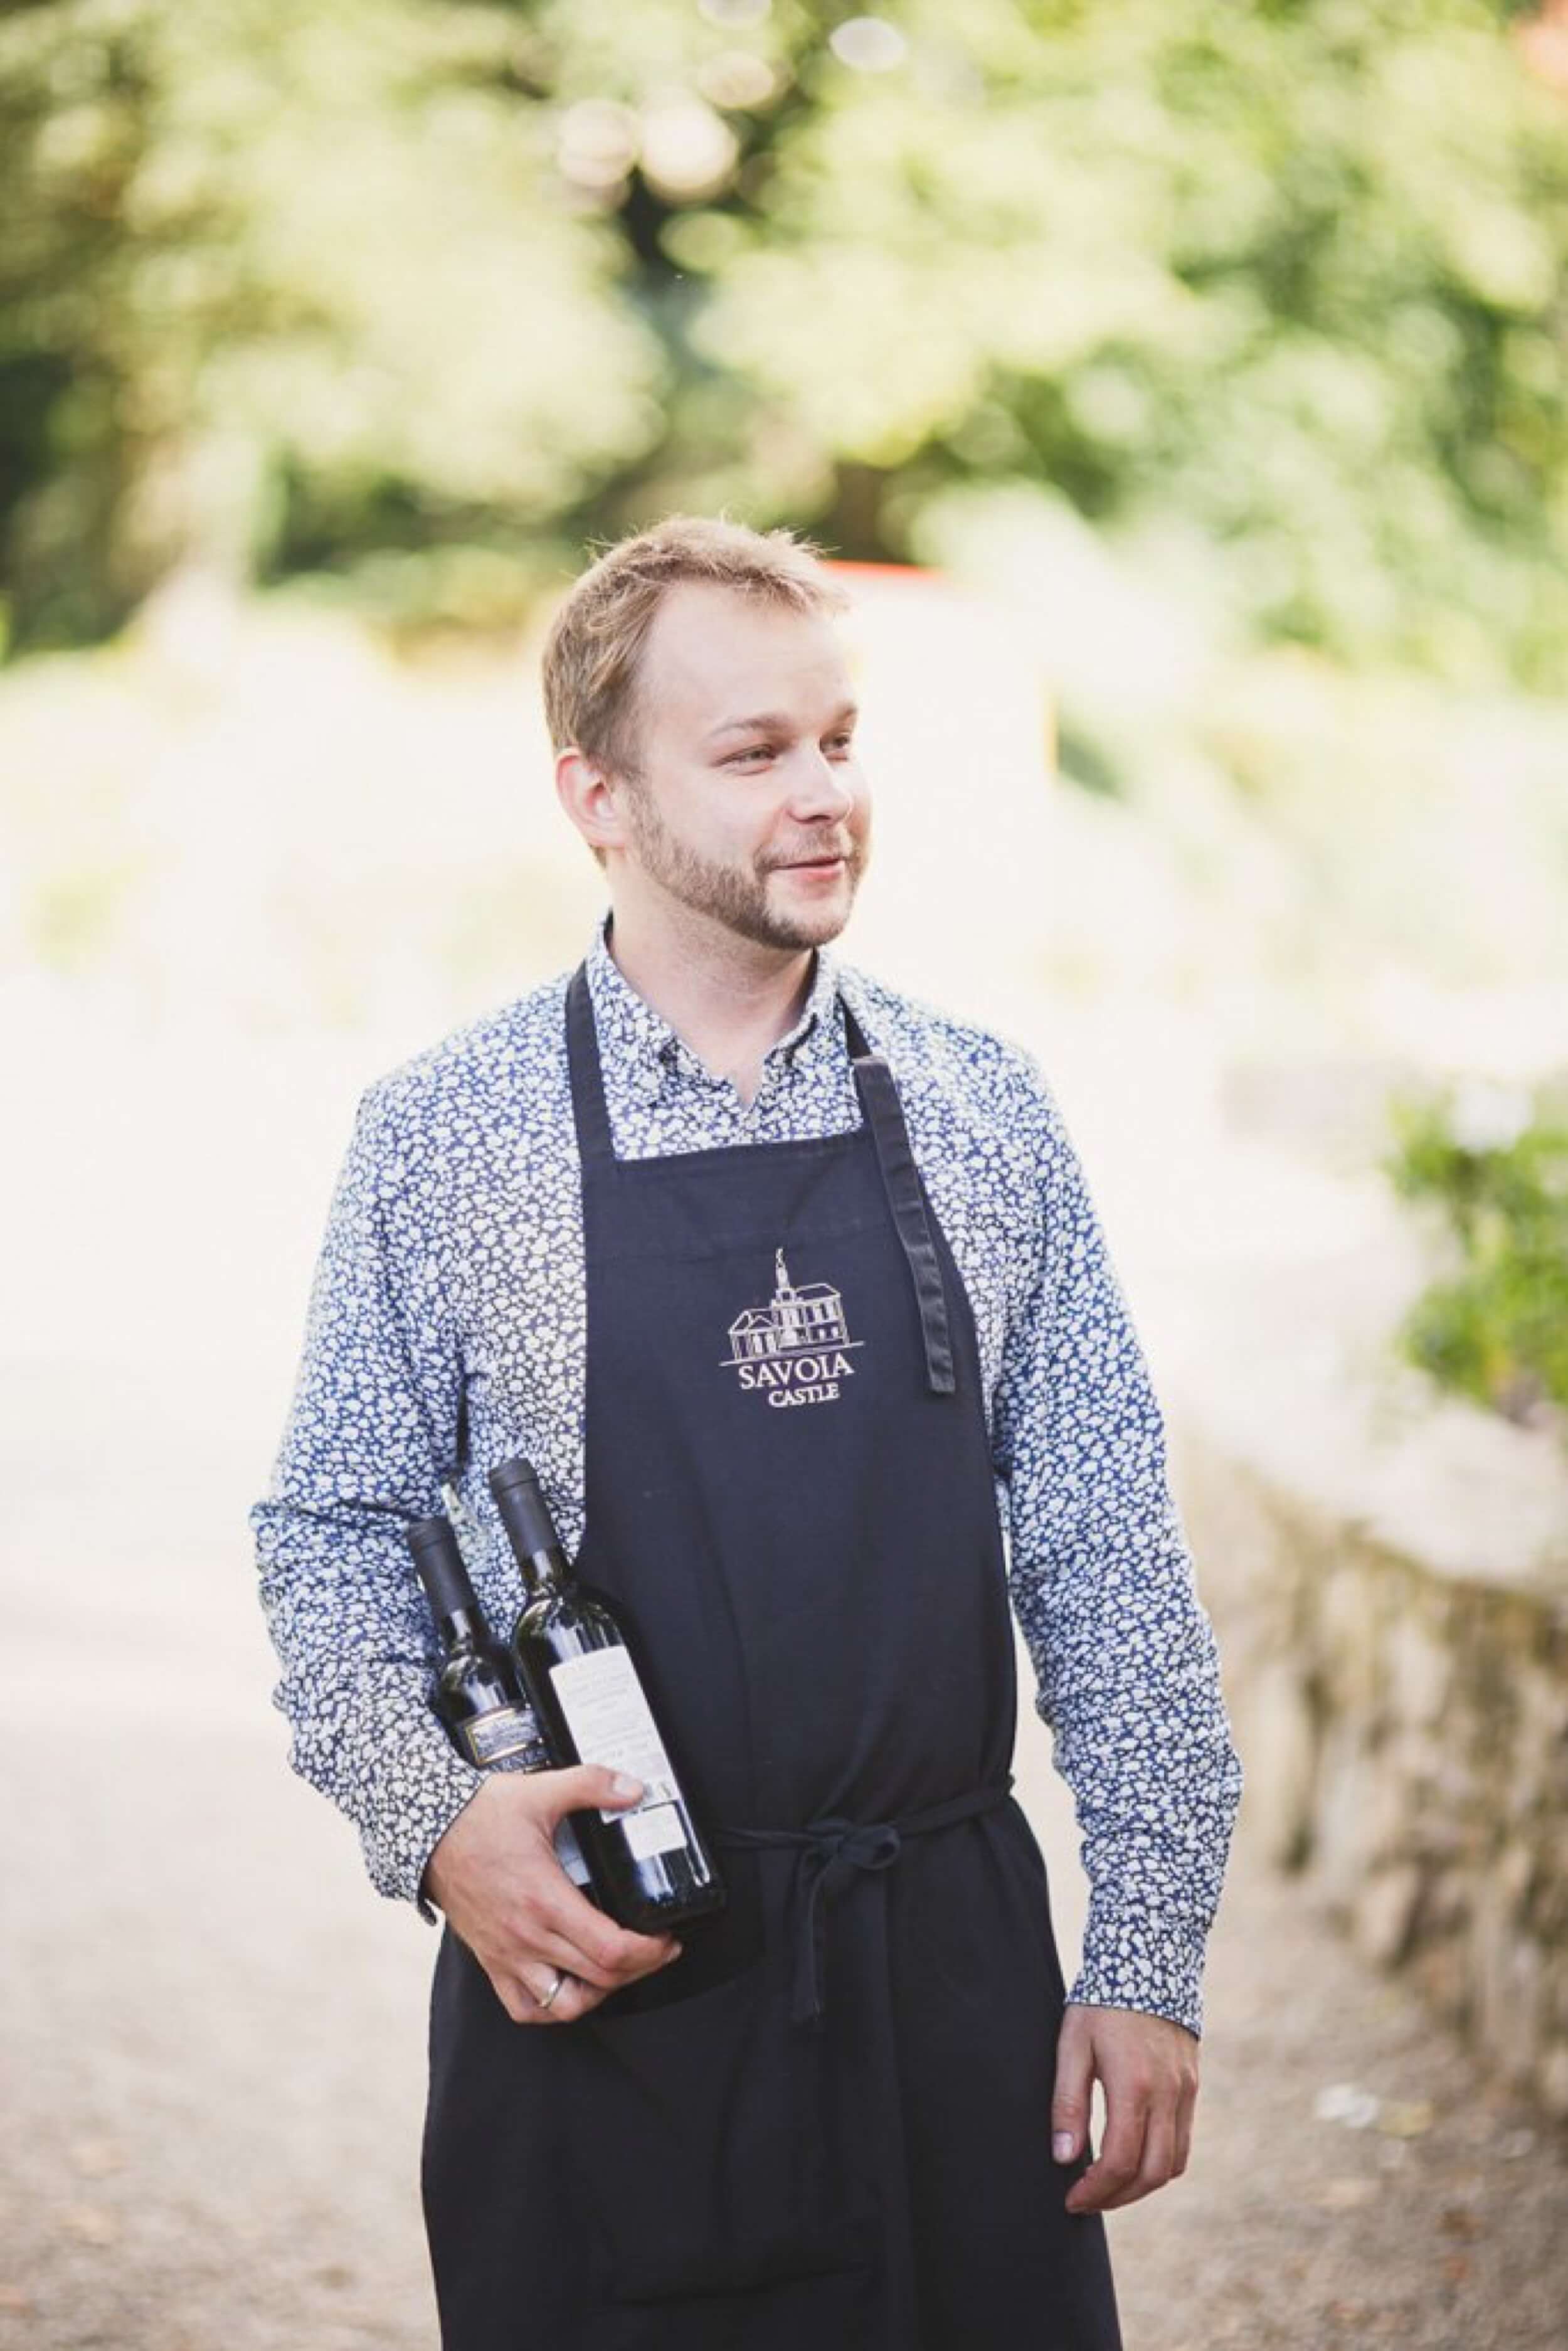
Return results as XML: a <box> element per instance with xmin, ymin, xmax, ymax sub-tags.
<box><xmin>621</xmin><ymin>1803</ymin><xmax>687</xmax><ymax>1860</ymax></box>
<box><xmin>548</xmin><ymin>1648</ymin><xmax>689</xmax><ymax>1857</ymax></box>
<box><xmin>460</xmin><ymin>1706</ymin><xmax>538</xmax><ymax>1768</ymax></box>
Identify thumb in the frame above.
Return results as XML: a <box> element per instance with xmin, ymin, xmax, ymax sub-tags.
<box><xmin>1051</xmin><ymin>2007</ymin><xmax>1094</xmax><ymax>2165</ymax></box>
<box><xmin>540</xmin><ymin>1763</ymin><xmax>645</xmax><ymax>1818</ymax></box>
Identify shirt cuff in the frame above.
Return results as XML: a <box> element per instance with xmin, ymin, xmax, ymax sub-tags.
<box><xmin>360</xmin><ymin>1727</ymin><xmax>487</xmax><ymax>1921</ymax></box>
<box><xmin>1070</xmin><ymin>1900</ymin><xmax>1209</xmax><ymax>2040</ymax></box>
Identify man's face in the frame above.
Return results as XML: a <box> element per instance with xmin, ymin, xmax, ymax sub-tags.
<box><xmin>608</xmin><ymin>580</ymin><xmax>871</xmax><ymax>952</ymax></box>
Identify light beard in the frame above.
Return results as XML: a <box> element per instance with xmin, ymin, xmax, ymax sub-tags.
<box><xmin>621</xmin><ymin>790</ymin><xmax>866</xmax><ymax>952</ymax></box>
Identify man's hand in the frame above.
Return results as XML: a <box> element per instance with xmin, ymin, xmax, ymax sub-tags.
<box><xmin>1052</xmin><ymin>2002</ymin><xmax>1200</xmax><ymax>2213</ymax></box>
<box><xmin>423</xmin><ymin>1766</ymin><xmax>683</xmax><ymax>2026</ymax></box>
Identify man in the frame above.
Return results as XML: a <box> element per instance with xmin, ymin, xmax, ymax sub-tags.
<box><xmin>252</xmin><ymin>514</ymin><xmax>1241</xmax><ymax>2350</ymax></box>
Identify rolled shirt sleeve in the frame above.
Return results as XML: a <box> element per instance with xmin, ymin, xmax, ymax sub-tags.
<box><xmin>992</xmin><ymin>1052</ymin><xmax>1242</xmax><ymax>2039</ymax></box>
<box><xmin>249</xmin><ymin>1080</ymin><xmax>485</xmax><ymax>1912</ymax></box>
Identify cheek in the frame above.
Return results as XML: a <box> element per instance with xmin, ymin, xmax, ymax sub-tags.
<box><xmin>710</xmin><ymin>802</ymin><xmax>775</xmax><ymax>874</ymax></box>
<box><xmin>668</xmin><ymin>780</ymin><xmax>756</xmax><ymax>861</ymax></box>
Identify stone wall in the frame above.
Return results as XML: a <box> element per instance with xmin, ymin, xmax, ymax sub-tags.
<box><xmin>1173</xmin><ymin>1424</ymin><xmax>1568</xmax><ymax>2119</ymax></box>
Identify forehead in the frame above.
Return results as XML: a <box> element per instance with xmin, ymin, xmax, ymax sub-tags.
<box><xmin>636</xmin><ymin>581</ymin><xmax>850</xmax><ymax>732</ymax></box>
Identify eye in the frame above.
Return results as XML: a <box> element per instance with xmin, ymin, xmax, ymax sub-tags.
<box><xmin>723</xmin><ymin>743</ymin><xmax>776</xmax><ymax>768</ymax></box>
<box><xmin>825</xmin><ymin>731</ymin><xmax>856</xmax><ymax>757</ymax></box>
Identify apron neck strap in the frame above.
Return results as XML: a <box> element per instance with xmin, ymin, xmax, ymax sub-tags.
<box><xmin>566</xmin><ymin>963</ymin><xmax>615</xmax><ymax>1162</ymax></box>
<box><xmin>564</xmin><ymin>963</ymin><xmax>956</xmax><ymax>1398</ymax></box>
<box><xmin>844</xmin><ymin>1009</ymin><xmax>956</xmax><ymax>1398</ymax></box>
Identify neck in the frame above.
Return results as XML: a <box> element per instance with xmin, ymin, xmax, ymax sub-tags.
<box><xmin>605</xmin><ymin>897</ymin><xmax>818</xmax><ymax>1109</ymax></box>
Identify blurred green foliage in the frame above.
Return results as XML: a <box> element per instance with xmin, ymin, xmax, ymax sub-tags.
<box><xmin>3</xmin><ymin>0</ymin><xmax>1566</xmax><ymax>677</ymax></box>
<box><xmin>1385</xmin><ymin>1083</ymin><xmax>1568</xmax><ymax>1435</ymax></box>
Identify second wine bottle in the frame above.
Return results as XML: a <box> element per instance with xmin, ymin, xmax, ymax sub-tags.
<box><xmin>489</xmin><ymin>1453</ymin><xmax>726</xmax><ymax>1936</ymax></box>
<box><xmin>406</xmin><ymin>1508</ymin><xmax>593</xmax><ymax>1894</ymax></box>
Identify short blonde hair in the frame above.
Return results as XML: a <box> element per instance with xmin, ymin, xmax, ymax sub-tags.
<box><xmin>541</xmin><ymin>513</ymin><xmax>849</xmax><ymax>783</ymax></box>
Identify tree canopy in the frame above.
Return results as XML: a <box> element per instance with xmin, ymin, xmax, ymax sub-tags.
<box><xmin>3</xmin><ymin>0</ymin><xmax>1565</xmax><ymax>682</ymax></box>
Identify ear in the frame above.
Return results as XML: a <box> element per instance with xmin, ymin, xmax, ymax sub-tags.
<box><xmin>555</xmin><ymin>746</ymin><xmax>630</xmax><ymax>859</ymax></box>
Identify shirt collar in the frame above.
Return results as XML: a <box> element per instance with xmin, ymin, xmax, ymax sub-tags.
<box><xmin>584</xmin><ymin>910</ymin><xmax>845</xmax><ymax>1082</ymax></box>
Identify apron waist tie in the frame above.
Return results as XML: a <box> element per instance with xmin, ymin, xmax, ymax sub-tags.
<box><xmin>715</xmin><ymin>1776</ymin><xmax>1014</xmax><ymax>2029</ymax></box>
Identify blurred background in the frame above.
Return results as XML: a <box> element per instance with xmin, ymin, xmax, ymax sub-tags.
<box><xmin>3</xmin><ymin>2</ymin><xmax>1567</xmax><ymax>2345</ymax></box>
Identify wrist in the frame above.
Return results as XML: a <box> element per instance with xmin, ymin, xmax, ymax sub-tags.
<box><xmin>415</xmin><ymin>1771</ymin><xmax>491</xmax><ymax>1922</ymax></box>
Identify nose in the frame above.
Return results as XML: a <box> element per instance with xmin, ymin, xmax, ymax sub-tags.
<box><xmin>787</xmin><ymin>747</ymin><xmax>857</xmax><ymax>826</ymax></box>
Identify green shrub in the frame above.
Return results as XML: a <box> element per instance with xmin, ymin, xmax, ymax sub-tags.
<box><xmin>1384</xmin><ymin>1081</ymin><xmax>1568</xmax><ymax>1433</ymax></box>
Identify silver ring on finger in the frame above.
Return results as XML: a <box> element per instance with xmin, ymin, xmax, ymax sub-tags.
<box><xmin>535</xmin><ymin>1967</ymin><xmax>568</xmax><ymax>2014</ymax></box>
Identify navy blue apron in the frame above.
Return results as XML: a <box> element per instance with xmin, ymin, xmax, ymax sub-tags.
<box><xmin>421</xmin><ymin>967</ymin><xmax>1121</xmax><ymax>2351</ymax></box>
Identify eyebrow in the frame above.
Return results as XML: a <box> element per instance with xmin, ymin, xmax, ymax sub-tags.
<box><xmin>705</xmin><ymin>701</ymin><xmax>859</xmax><ymax>742</ymax></box>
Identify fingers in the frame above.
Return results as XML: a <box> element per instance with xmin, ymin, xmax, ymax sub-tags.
<box><xmin>437</xmin><ymin>1763</ymin><xmax>687</xmax><ymax>2027</ymax></box>
<box><xmin>481</xmin><ymin>1879</ymin><xmax>682</xmax><ymax>2025</ymax></box>
<box><xmin>1172</xmin><ymin>2066</ymin><xmax>1199</xmax><ymax>2179</ymax></box>
<box><xmin>1051</xmin><ymin>2008</ymin><xmax>1094</xmax><ymax>2168</ymax></box>
<box><xmin>494</xmin><ymin>1914</ymin><xmax>682</xmax><ymax>2027</ymax></box>
<box><xmin>490</xmin><ymin>1965</ymin><xmax>600</xmax><ymax>2028</ymax></box>
<box><xmin>1099</xmin><ymin>2108</ymin><xmax>1177</xmax><ymax>2212</ymax></box>
<box><xmin>528</xmin><ymin>1881</ymin><xmax>681</xmax><ymax>1991</ymax></box>
<box><xmin>536</xmin><ymin>1763</ymin><xmax>647</xmax><ymax>1822</ymax></box>
<box><xmin>1063</xmin><ymin>2076</ymin><xmax>1196</xmax><ymax>2212</ymax></box>
<box><xmin>1057</xmin><ymin>2006</ymin><xmax>1200</xmax><ymax>2213</ymax></box>
<box><xmin>1066</xmin><ymin>2086</ymin><xmax>1150</xmax><ymax>2216</ymax></box>
<box><xmin>525</xmin><ymin>1911</ymin><xmax>679</xmax><ymax>1995</ymax></box>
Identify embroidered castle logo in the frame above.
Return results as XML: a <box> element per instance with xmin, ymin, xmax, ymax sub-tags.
<box><xmin>721</xmin><ymin>1249</ymin><xmax>863</xmax><ymax>1409</ymax></box>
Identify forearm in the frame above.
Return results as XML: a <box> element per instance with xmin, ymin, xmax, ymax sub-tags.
<box><xmin>991</xmin><ymin>1045</ymin><xmax>1242</xmax><ymax>2037</ymax></box>
<box><xmin>251</xmin><ymin>1076</ymin><xmax>479</xmax><ymax>1908</ymax></box>
<box><xmin>1014</xmin><ymin>1494</ymin><xmax>1241</xmax><ymax>2038</ymax></box>
<box><xmin>254</xmin><ymin>1497</ymin><xmax>487</xmax><ymax>1908</ymax></box>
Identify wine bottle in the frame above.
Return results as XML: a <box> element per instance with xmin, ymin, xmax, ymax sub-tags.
<box><xmin>489</xmin><ymin>1454</ymin><xmax>725</xmax><ymax>1936</ymax></box>
<box><xmin>406</xmin><ymin>1511</ymin><xmax>592</xmax><ymax>1892</ymax></box>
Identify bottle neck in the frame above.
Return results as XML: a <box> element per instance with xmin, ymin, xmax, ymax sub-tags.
<box><xmin>517</xmin><ymin>1542</ymin><xmax>571</xmax><ymax>1596</ymax></box>
<box><xmin>440</xmin><ymin>1606</ymin><xmax>482</xmax><ymax>1651</ymax></box>
<box><xmin>491</xmin><ymin>1464</ymin><xmax>575</xmax><ymax>1597</ymax></box>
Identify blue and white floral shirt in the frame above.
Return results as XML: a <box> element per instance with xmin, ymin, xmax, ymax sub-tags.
<box><xmin>251</xmin><ymin>914</ymin><xmax>1241</xmax><ymax>2037</ymax></box>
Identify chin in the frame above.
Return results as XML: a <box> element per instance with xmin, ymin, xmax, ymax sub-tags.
<box><xmin>763</xmin><ymin>886</ymin><xmax>856</xmax><ymax>952</ymax></box>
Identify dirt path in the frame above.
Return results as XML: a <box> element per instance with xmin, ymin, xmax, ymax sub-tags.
<box><xmin>1</xmin><ymin>1359</ymin><xmax>1563</xmax><ymax>2349</ymax></box>
<box><xmin>1108</xmin><ymin>1831</ymin><xmax>1567</xmax><ymax>2350</ymax></box>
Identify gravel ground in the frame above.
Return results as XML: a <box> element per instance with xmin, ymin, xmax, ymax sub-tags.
<box><xmin>3</xmin><ymin>1362</ymin><xmax>1564</xmax><ymax>2351</ymax></box>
